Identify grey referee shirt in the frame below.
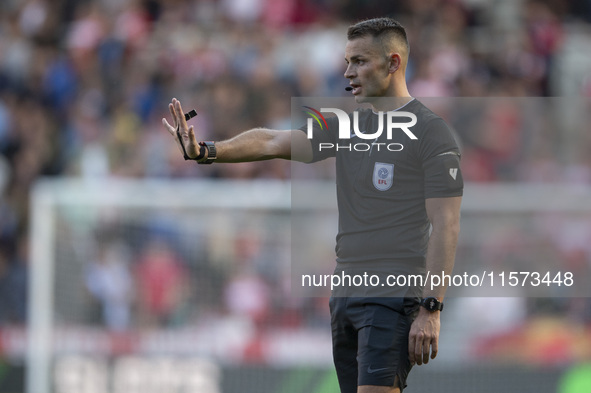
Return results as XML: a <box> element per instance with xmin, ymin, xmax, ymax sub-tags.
<box><xmin>300</xmin><ymin>99</ymin><xmax>463</xmax><ymax>274</ymax></box>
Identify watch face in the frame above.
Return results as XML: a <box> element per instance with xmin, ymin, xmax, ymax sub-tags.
<box><xmin>422</xmin><ymin>297</ymin><xmax>441</xmax><ymax>311</ymax></box>
<box><xmin>427</xmin><ymin>298</ymin><xmax>437</xmax><ymax>311</ymax></box>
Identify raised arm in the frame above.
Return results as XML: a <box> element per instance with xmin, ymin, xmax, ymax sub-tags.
<box><xmin>162</xmin><ymin>98</ymin><xmax>312</xmax><ymax>163</ymax></box>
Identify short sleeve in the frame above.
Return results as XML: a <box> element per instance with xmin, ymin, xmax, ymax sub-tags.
<box><xmin>418</xmin><ymin>118</ymin><xmax>464</xmax><ymax>198</ymax></box>
<box><xmin>298</xmin><ymin>115</ymin><xmax>340</xmax><ymax>163</ymax></box>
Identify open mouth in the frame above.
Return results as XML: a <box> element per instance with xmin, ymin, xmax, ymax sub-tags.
<box><xmin>349</xmin><ymin>84</ymin><xmax>361</xmax><ymax>95</ymax></box>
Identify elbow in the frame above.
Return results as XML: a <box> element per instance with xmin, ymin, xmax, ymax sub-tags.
<box><xmin>261</xmin><ymin>131</ymin><xmax>291</xmax><ymax>160</ymax></box>
<box><xmin>448</xmin><ymin>219</ymin><xmax>461</xmax><ymax>239</ymax></box>
<box><xmin>262</xmin><ymin>140</ymin><xmax>289</xmax><ymax>160</ymax></box>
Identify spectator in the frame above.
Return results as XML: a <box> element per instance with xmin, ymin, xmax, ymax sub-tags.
<box><xmin>84</xmin><ymin>241</ymin><xmax>133</xmax><ymax>331</ymax></box>
<box><xmin>134</xmin><ymin>238</ymin><xmax>188</xmax><ymax>327</ymax></box>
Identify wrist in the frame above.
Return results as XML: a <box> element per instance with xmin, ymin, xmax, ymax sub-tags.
<box><xmin>417</xmin><ymin>307</ymin><xmax>440</xmax><ymax>318</ymax></box>
<box><xmin>197</xmin><ymin>141</ymin><xmax>217</xmax><ymax>164</ymax></box>
<box><xmin>195</xmin><ymin>144</ymin><xmax>207</xmax><ymax>161</ymax></box>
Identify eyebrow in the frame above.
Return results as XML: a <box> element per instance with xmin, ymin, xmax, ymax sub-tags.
<box><xmin>345</xmin><ymin>55</ymin><xmax>365</xmax><ymax>63</ymax></box>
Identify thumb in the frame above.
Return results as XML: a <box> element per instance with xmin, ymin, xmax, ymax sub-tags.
<box><xmin>188</xmin><ymin>126</ymin><xmax>197</xmax><ymax>144</ymax></box>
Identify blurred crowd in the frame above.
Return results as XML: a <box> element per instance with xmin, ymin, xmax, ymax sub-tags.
<box><xmin>1</xmin><ymin>0</ymin><xmax>591</xmax><ymax>357</ymax></box>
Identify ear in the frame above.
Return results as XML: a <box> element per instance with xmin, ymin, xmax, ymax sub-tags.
<box><xmin>387</xmin><ymin>53</ymin><xmax>402</xmax><ymax>74</ymax></box>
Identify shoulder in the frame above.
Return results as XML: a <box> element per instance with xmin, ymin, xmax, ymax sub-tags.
<box><xmin>405</xmin><ymin>100</ymin><xmax>461</xmax><ymax>159</ymax></box>
<box><xmin>407</xmin><ymin>100</ymin><xmax>449</xmax><ymax>134</ymax></box>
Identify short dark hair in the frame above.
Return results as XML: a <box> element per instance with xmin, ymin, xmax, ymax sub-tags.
<box><xmin>347</xmin><ymin>17</ymin><xmax>409</xmax><ymax>54</ymax></box>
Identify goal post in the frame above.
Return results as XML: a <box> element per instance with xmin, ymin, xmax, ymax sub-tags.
<box><xmin>28</xmin><ymin>181</ymin><xmax>57</xmax><ymax>393</ymax></box>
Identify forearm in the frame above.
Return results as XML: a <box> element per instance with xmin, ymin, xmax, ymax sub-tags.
<box><xmin>410</xmin><ymin>216</ymin><xmax>459</xmax><ymax>366</ymax></box>
<box><xmin>422</xmin><ymin>222</ymin><xmax>460</xmax><ymax>300</ymax></box>
<box><xmin>423</xmin><ymin>197</ymin><xmax>462</xmax><ymax>300</ymax></box>
<box><xmin>212</xmin><ymin>128</ymin><xmax>291</xmax><ymax>163</ymax></box>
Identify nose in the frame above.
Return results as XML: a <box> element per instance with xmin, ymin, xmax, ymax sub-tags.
<box><xmin>344</xmin><ymin>63</ymin><xmax>355</xmax><ymax>79</ymax></box>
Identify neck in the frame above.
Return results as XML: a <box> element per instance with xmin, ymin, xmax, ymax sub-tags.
<box><xmin>371</xmin><ymin>79</ymin><xmax>412</xmax><ymax>111</ymax></box>
<box><xmin>371</xmin><ymin>95</ymin><xmax>413</xmax><ymax>112</ymax></box>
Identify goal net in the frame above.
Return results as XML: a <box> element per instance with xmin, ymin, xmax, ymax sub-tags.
<box><xmin>28</xmin><ymin>178</ymin><xmax>315</xmax><ymax>393</ymax></box>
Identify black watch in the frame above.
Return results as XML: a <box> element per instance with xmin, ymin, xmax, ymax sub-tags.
<box><xmin>198</xmin><ymin>141</ymin><xmax>217</xmax><ymax>164</ymax></box>
<box><xmin>420</xmin><ymin>297</ymin><xmax>444</xmax><ymax>312</ymax></box>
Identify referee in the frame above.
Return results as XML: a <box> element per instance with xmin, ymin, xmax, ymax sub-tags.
<box><xmin>163</xmin><ymin>18</ymin><xmax>463</xmax><ymax>393</ymax></box>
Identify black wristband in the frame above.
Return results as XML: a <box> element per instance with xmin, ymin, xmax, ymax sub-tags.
<box><xmin>195</xmin><ymin>145</ymin><xmax>207</xmax><ymax>161</ymax></box>
<box><xmin>197</xmin><ymin>141</ymin><xmax>217</xmax><ymax>164</ymax></box>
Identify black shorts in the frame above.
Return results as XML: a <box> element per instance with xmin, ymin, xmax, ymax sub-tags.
<box><xmin>329</xmin><ymin>296</ymin><xmax>420</xmax><ymax>393</ymax></box>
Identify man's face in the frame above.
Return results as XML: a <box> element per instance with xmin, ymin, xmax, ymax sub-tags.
<box><xmin>344</xmin><ymin>35</ymin><xmax>392</xmax><ymax>102</ymax></box>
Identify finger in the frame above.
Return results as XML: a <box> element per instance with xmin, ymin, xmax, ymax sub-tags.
<box><xmin>431</xmin><ymin>337</ymin><xmax>438</xmax><ymax>360</ymax></box>
<box><xmin>188</xmin><ymin>126</ymin><xmax>197</xmax><ymax>145</ymax></box>
<box><xmin>171</xmin><ymin>98</ymin><xmax>183</xmax><ymax>128</ymax></box>
<box><xmin>162</xmin><ymin>118</ymin><xmax>176</xmax><ymax>134</ymax></box>
<box><xmin>174</xmin><ymin>99</ymin><xmax>187</xmax><ymax>128</ymax></box>
<box><xmin>162</xmin><ymin>118</ymin><xmax>183</xmax><ymax>154</ymax></box>
<box><xmin>414</xmin><ymin>333</ymin><xmax>423</xmax><ymax>365</ymax></box>
<box><xmin>186</xmin><ymin>126</ymin><xmax>199</xmax><ymax>158</ymax></box>
<box><xmin>168</xmin><ymin>103</ymin><xmax>177</xmax><ymax>128</ymax></box>
<box><xmin>408</xmin><ymin>334</ymin><xmax>416</xmax><ymax>366</ymax></box>
<box><xmin>422</xmin><ymin>336</ymin><xmax>431</xmax><ymax>365</ymax></box>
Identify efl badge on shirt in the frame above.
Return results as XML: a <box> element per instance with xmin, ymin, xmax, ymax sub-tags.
<box><xmin>373</xmin><ymin>162</ymin><xmax>394</xmax><ymax>191</ymax></box>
